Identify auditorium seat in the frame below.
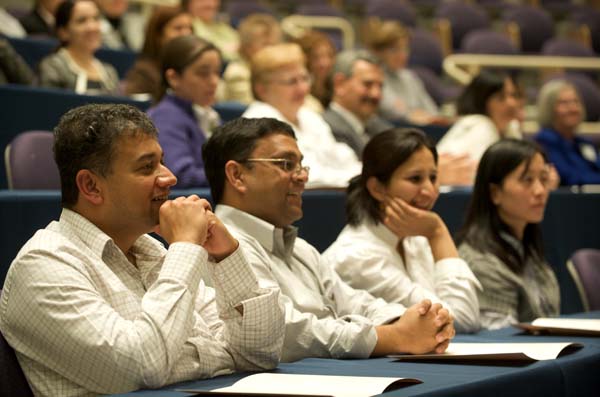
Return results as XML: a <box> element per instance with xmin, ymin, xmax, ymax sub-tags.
<box><xmin>567</xmin><ymin>249</ymin><xmax>600</xmax><ymax>311</ymax></box>
<box><xmin>4</xmin><ymin>130</ymin><xmax>59</xmax><ymax>190</ymax></box>
<box><xmin>0</xmin><ymin>288</ymin><xmax>35</xmax><ymax>397</ymax></box>
<box><xmin>0</xmin><ymin>84</ymin><xmax>150</xmax><ymax>189</ymax></box>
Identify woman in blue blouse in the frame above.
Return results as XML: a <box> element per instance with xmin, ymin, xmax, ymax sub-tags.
<box><xmin>534</xmin><ymin>79</ymin><xmax>600</xmax><ymax>186</ymax></box>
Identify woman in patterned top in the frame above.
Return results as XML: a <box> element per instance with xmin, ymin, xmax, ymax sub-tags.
<box><xmin>456</xmin><ymin>139</ymin><xmax>560</xmax><ymax>330</ymax></box>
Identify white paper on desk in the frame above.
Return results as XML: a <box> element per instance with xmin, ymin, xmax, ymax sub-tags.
<box><xmin>515</xmin><ymin>318</ymin><xmax>600</xmax><ymax>336</ymax></box>
<box><xmin>180</xmin><ymin>373</ymin><xmax>421</xmax><ymax>397</ymax></box>
<box><xmin>390</xmin><ymin>342</ymin><xmax>581</xmax><ymax>361</ymax></box>
<box><xmin>533</xmin><ymin>318</ymin><xmax>600</xmax><ymax>332</ymax></box>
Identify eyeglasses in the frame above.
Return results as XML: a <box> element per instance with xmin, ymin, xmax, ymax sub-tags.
<box><xmin>244</xmin><ymin>158</ymin><xmax>310</xmax><ymax>176</ymax></box>
<box><xmin>270</xmin><ymin>74</ymin><xmax>312</xmax><ymax>86</ymax></box>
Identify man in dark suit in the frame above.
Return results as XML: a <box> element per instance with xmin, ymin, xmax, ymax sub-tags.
<box><xmin>323</xmin><ymin>49</ymin><xmax>392</xmax><ymax>159</ymax></box>
<box><xmin>19</xmin><ymin>0</ymin><xmax>61</xmax><ymax>36</ymax></box>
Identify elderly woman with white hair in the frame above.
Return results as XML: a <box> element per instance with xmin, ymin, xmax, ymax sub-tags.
<box><xmin>534</xmin><ymin>79</ymin><xmax>600</xmax><ymax>185</ymax></box>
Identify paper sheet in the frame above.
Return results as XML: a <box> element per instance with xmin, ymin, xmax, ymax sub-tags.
<box><xmin>178</xmin><ymin>373</ymin><xmax>421</xmax><ymax>397</ymax></box>
<box><xmin>516</xmin><ymin>318</ymin><xmax>600</xmax><ymax>336</ymax></box>
<box><xmin>391</xmin><ymin>342</ymin><xmax>581</xmax><ymax>361</ymax></box>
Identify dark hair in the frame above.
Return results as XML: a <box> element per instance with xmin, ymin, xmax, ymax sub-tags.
<box><xmin>203</xmin><ymin>117</ymin><xmax>296</xmax><ymax>204</ymax></box>
<box><xmin>159</xmin><ymin>34</ymin><xmax>220</xmax><ymax>99</ymax></box>
<box><xmin>456</xmin><ymin>139</ymin><xmax>547</xmax><ymax>274</ymax></box>
<box><xmin>346</xmin><ymin>128</ymin><xmax>438</xmax><ymax>226</ymax></box>
<box><xmin>141</xmin><ymin>5</ymin><xmax>188</xmax><ymax>60</ymax></box>
<box><xmin>53</xmin><ymin>104</ymin><xmax>158</xmax><ymax>207</ymax></box>
<box><xmin>55</xmin><ymin>0</ymin><xmax>93</xmax><ymax>48</ymax></box>
<box><xmin>456</xmin><ymin>70</ymin><xmax>509</xmax><ymax>116</ymax></box>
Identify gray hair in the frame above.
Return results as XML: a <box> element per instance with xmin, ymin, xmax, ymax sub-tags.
<box><xmin>332</xmin><ymin>49</ymin><xmax>381</xmax><ymax>77</ymax></box>
<box><xmin>537</xmin><ymin>79</ymin><xmax>584</xmax><ymax>128</ymax></box>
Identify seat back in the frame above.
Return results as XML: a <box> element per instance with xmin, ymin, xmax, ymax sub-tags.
<box><xmin>366</xmin><ymin>0</ymin><xmax>417</xmax><ymax>28</ymax></box>
<box><xmin>461</xmin><ymin>29</ymin><xmax>518</xmax><ymax>55</ymax></box>
<box><xmin>567</xmin><ymin>249</ymin><xmax>600</xmax><ymax>311</ymax></box>
<box><xmin>435</xmin><ymin>2</ymin><xmax>490</xmax><ymax>51</ymax></box>
<box><xmin>5</xmin><ymin>130</ymin><xmax>60</xmax><ymax>190</ymax></box>
<box><xmin>503</xmin><ymin>5</ymin><xmax>554</xmax><ymax>53</ymax></box>
<box><xmin>0</xmin><ymin>289</ymin><xmax>35</xmax><ymax>396</ymax></box>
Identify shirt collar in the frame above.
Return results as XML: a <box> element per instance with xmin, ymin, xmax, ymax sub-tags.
<box><xmin>192</xmin><ymin>104</ymin><xmax>220</xmax><ymax>138</ymax></box>
<box><xmin>165</xmin><ymin>92</ymin><xmax>195</xmax><ymax>116</ymax></box>
<box><xmin>330</xmin><ymin>101</ymin><xmax>366</xmax><ymax>136</ymax></box>
<box><xmin>216</xmin><ymin>204</ymin><xmax>298</xmax><ymax>261</ymax></box>
<box><xmin>365</xmin><ymin>220</ymin><xmax>398</xmax><ymax>247</ymax></box>
<box><xmin>500</xmin><ymin>230</ymin><xmax>524</xmax><ymax>258</ymax></box>
<box><xmin>58</xmin><ymin>208</ymin><xmax>164</xmax><ymax>266</ymax></box>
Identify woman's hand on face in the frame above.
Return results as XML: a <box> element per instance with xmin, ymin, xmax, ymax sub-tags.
<box><xmin>382</xmin><ymin>196</ymin><xmax>442</xmax><ymax>240</ymax></box>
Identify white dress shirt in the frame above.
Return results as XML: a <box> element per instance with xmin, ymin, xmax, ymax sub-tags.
<box><xmin>242</xmin><ymin>101</ymin><xmax>362</xmax><ymax>188</ymax></box>
<box><xmin>0</xmin><ymin>209</ymin><xmax>284</xmax><ymax>397</ymax></box>
<box><xmin>437</xmin><ymin>114</ymin><xmax>522</xmax><ymax>163</ymax></box>
<box><xmin>323</xmin><ymin>221</ymin><xmax>481</xmax><ymax>333</ymax></box>
<box><xmin>216</xmin><ymin>205</ymin><xmax>406</xmax><ymax>362</ymax></box>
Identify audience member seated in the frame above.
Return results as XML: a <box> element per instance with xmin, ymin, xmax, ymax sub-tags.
<box><xmin>0</xmin><ymin>104</ymin><xmax>285</xmax><ymax>396</ymax></box>
<box><xmin>38</xmin><ymin>0</ymin><xmax>119</xmax><ymax>95</ymax></box>
<box><xmin>243</xmin><ymin>43</ymin><xmax>361</xmax><ymax>188</ymax></box>
<box><xmin>219</xmin><ymin>13</ymin><xmax>281</xmax><ymax>104</ymax></box>
<box><xmin>123</xmin><ymin>5</ymin><xmax>193</xmax><ymax>102</ymax></box>
<box><xmin>148</xmin><ymin>35</ymin><xmax>221</xmax><ymax>188</ymax></box>
<box><xmin>294</xmin><ymin>30</ymin><xmax>337</xmax><ymax>113</ymax></box>
<box><xmin>323</xmin><ymin>49</ymin><xmax>392</xmax><ymax>158</ymax></box>
<box><xmin>436</xmin><ymin>71</ymin><xmax>520</xmax><ymax>184</ymax></box>
<box><xmin>324</xmin><ymin>128</ymin><xmax>481</xmax><ymax>333</ymax></box>
<box><xmin>95</xmin><ymin>0</ymin><xmax>145</xmax><ymax>51</ymax></box>
<box><xmin>0</xmin><ymin>7</ymin><xmax>26</xmax><ymax>37</ymax></box>
<box><xmin>534</xmin><ymin>79</ymin><xmax>600</xmax><ymax>186</ymax></box>
<box><xmin>365</xmin><ymin>19</ymin><xmax>442</xmax><ymax>126</ymax></box>
<box><xmin>203</xmin><ymin>117</ymin><xmax>455</xmax><ymax>362</ymax></box>
<box><xmin>183</xmin><ymin>0</ymin><xmax>239</xmax><ymax>62</ymax></box>
<box><xmin>0</xmin><ymin>38</ymin><xmax>34</xmax><ymax>85</ymax></box>
<box><xmin>19</xmin><ymin>0</ymin><xmax>61</xmax><ymax>36</ymax></box>
<box><xmin>456</xmin><ymin>139</ymin><xmax>560</xmax><ymax>330</ymax></box>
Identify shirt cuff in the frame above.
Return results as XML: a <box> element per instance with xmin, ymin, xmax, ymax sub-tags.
<box><xmin>206</xmin><ymin>246</ymin><xmax>261</xmax><ymax>310</ymax></box>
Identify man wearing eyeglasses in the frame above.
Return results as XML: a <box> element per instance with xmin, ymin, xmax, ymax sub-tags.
<box><xmin>203</xmin><ymin>117</ymin><xmax>455</xmax><ymax>363</ymax></box>
<box><xmin>242</xmin><ymin>42</ymin><xmax>362</xmax><ymax>189</ymax></box>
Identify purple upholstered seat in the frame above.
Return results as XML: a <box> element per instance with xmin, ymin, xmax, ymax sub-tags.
<box><xmin>567</xmin><ymin>249</ymin><xmax>600</xmax><ymax>311</ymax></box>
<box><xmin>4</xmin><ymin>130</ymin><xmax>60</xmax><ymax>190</ymax></box>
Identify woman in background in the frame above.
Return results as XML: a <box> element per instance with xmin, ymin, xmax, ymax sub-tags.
<box><xmin>324</xmin><ymin>128</ymin><xmax>481</xmax><ymax>333</ymax></box>
<box><xmin>183</xmin><ymin>0</ymin><xmax>239</xmax><ymax>61</ymax></box>
<box><xmin>219</xmin><ymin>13</ymin><xmax>281</xmax><ymax>104</ymax></box>
<box><xmin>123</xmin><ymin>5</ymin><xmax>193</xmax><ymax>102</ymax></box>
<box><xmin>535</xmin><ymin>79</ymin><xmax>600</xmax><ymax>185</ymax></box>
<box><xmin>365</xmin><ymin>19</ymin><xmax>440</xmax><ymax>125</ymax></box>
<box><xmin>436</xmin><ymin>70</ymin><xmax>520</xmax><ymax>164</ymax></box>
<box><xmin>295</xmin><ymin>30</ymin><xmax>337</xmax><ymax>112</ymax></box>
<box><xmin>457</xmin><ymin>139</ymin><xmax>560</xmax><ymax>330</ymax></box>
<box><xmin>38</xmin><ymin>0</ymin><xmax>119</xmax><ymax>95</ymax></box>
<box><xmin>148</xmin><ymin>35</ymin><xmax>221</xmax><ymax>188</ymax></box>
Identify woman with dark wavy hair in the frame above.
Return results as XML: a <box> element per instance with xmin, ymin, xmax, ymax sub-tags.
<box><xmin>323</xmin><ymin>128</ymin><xmax>481</xmax><ymax>333</ymax></box>
<box><xmin>457</xmin><ymin>139</ymin><xmax>560</xmax><ymax>329</ymax></box>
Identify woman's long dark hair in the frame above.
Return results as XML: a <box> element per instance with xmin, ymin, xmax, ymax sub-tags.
<box><xmin>456</xmin><ymin>139</ymin><xmax>547</xmax><ymax>274</ymax></box>
<box><xmin>346</xmin><ymin>128</ymin><xmax>437</xmax><ymax>226</ymax></box>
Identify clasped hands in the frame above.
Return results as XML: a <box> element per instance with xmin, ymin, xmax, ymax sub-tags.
<box><xmin>156</xmin><ymin>195</ymin><xmax>238</xmax><ymax>261</ymax></box>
